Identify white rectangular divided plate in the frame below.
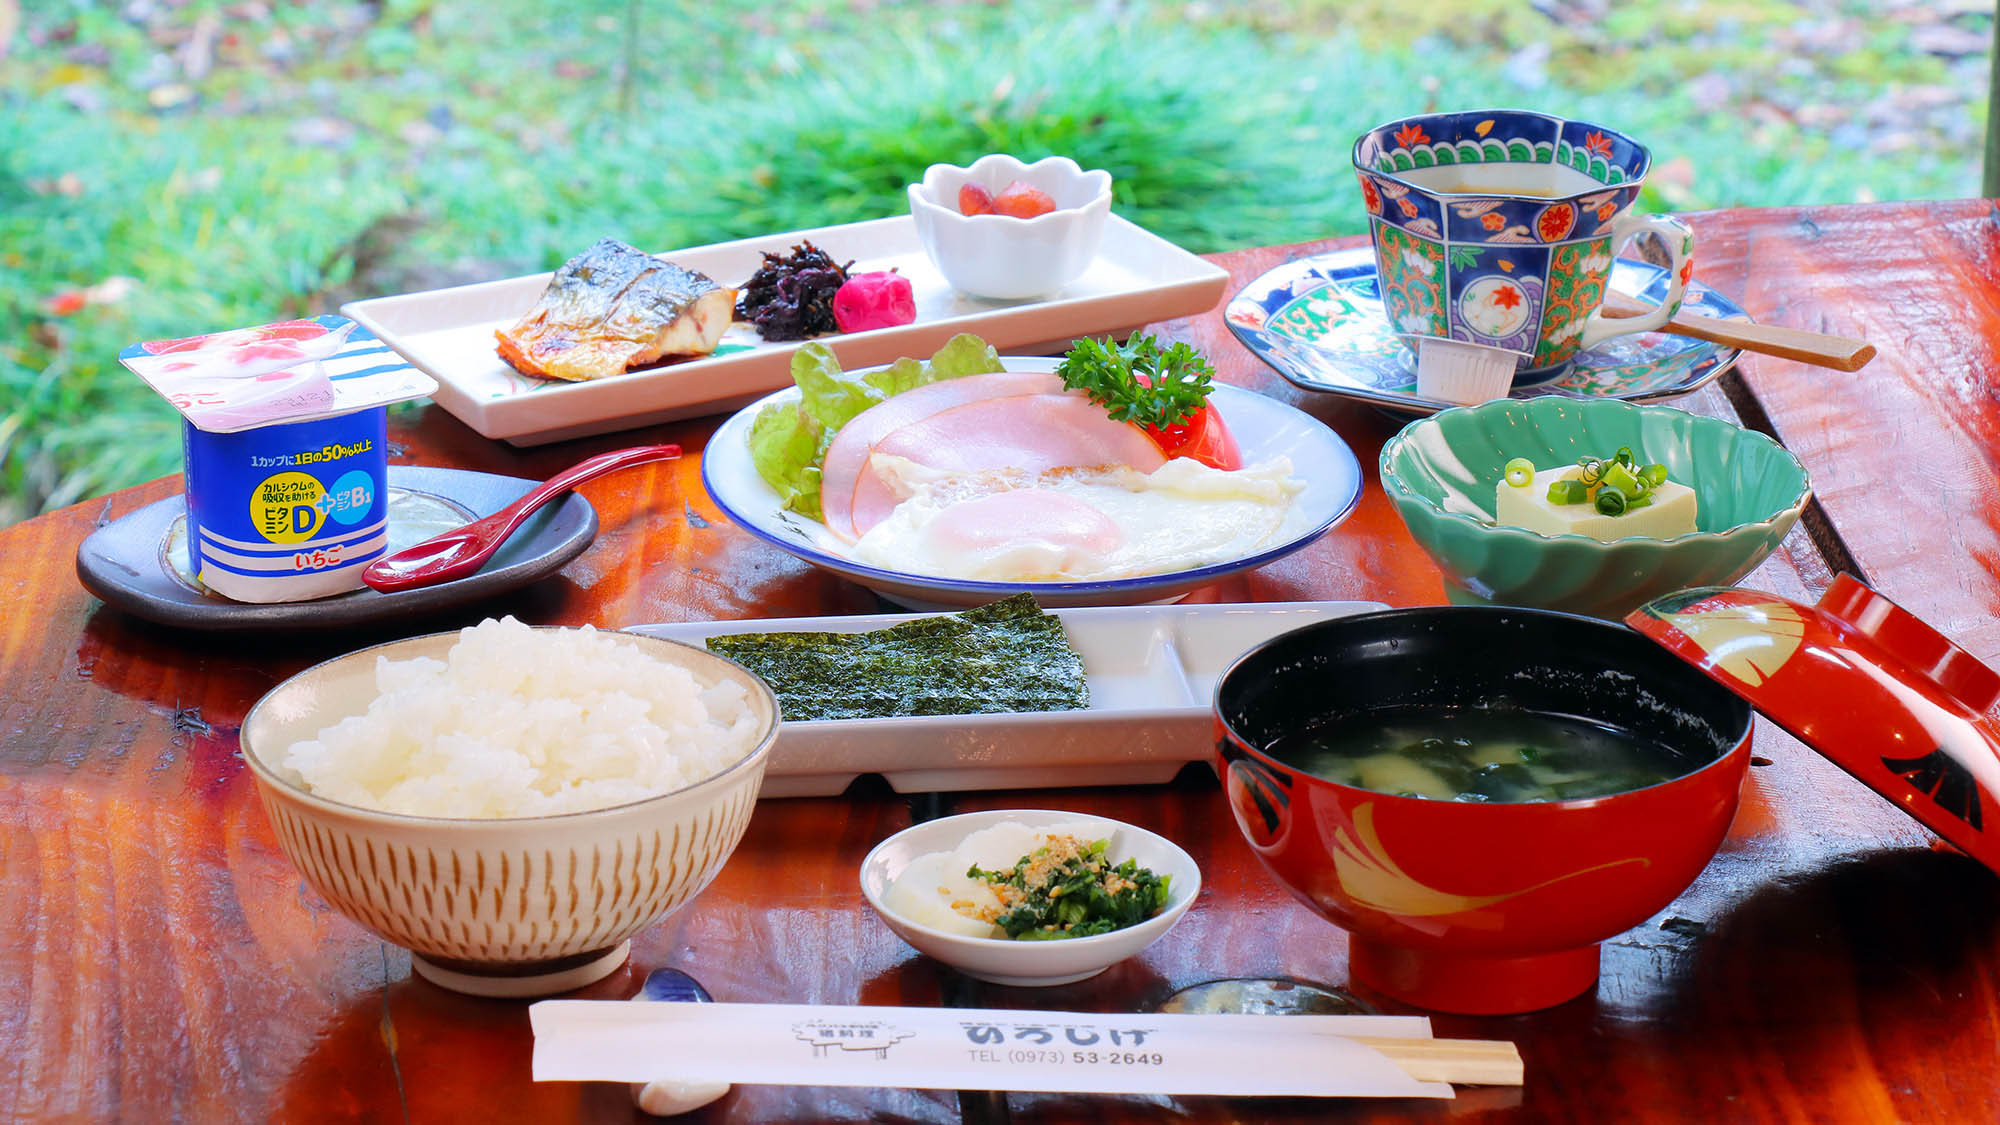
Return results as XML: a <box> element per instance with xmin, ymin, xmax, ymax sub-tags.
<box><xmin>628</xmin><ymin>600</ymin><xmax>1385</xmax><ymax>798</ymax></box>
<box><xmin>341</xmin><ymin>214</ymin><xmax>1229</xmax><ymax>447</ymax></box>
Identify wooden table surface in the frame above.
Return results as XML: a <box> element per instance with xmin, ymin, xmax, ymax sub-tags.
<box><xmin>5</xmin><ymin>198</ymin><xmax>1998</xmax><ymax>1124</ymax></box>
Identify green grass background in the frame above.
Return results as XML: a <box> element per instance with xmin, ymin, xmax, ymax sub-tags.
<box><xmin>1</xmin><ymin>0</ymin><xmax>1985</xmax><ymax>524</ymax></box>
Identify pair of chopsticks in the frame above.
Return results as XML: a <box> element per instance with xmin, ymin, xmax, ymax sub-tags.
<box><xmin>1351</xmin><ymin>1036</ymin><xmax>1524</xmax><ymax>1086</ymax></box>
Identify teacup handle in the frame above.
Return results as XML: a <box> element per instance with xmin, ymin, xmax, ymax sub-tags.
<box><xmin>1573</xmin><ymin>213</ymin><xmax>1695</xmax><ymax>351</ymax></box>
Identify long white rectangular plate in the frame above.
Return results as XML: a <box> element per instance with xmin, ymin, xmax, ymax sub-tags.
<box><xmin>341</xmin><ymin>214</ymin><xmax>1228</xmax><ymax>447</ymax></box>
<box><xmin>627</xmin><ymin>600</ymin><xmax>1385</xmax><ymax>798</ymax></box>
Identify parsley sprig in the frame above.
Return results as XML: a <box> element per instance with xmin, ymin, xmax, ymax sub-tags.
<box><xmin>1056</xmin><ymin>334</ymin><xmax>1217</xmax><ymax>431</ymax></box>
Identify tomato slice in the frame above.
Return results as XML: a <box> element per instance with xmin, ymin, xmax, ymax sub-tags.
<box><xmin>1144</xmin><ymin>403</ymin><xmax>1241</xmax><ymax>470</ymax></box>
<box><xmin>1125</xmin><ymin>370</ymin><xmax>1241</xmax><ymax>470</ymax></box>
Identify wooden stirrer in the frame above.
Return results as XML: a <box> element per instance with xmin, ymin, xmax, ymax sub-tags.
<box><xmin>1601</xmin><ymin>291</ymin><xmax>1875</xmax><ymax>372</ymax></box>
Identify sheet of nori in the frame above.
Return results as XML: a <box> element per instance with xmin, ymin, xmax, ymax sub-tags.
<box><xmin>704</xmin><ymin>594</ymin><xmax>1089</xmax><ymax>721</ymax></box>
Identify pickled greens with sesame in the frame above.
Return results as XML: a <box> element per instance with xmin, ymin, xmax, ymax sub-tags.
<box><xmin>964</xmin><ymin>834</ymin><xmax>1171</xmax><ymax>940</ymax></box>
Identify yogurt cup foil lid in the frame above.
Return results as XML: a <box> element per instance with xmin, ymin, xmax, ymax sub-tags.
<box><xmin>120</xmin><ymin>315</ymin><xmax>435</xmax><ymax>434</ymax></box>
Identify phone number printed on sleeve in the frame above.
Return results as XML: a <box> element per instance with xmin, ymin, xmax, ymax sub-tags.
<box><xmin>1071</xmin><ymin>1050</ymin><xmax>1165</xmax><ymax>1066</ymax></box>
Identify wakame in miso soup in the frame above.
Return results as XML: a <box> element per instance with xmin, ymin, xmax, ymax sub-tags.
<box><xmin>1266</xmin><ymin>706</ymin><xmax>1700</xmax><ymax>803</ymax></box>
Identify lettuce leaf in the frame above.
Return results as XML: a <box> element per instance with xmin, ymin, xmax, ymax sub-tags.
<box><xmin>745</xmin><ymin>400</ymin><xmax>826</xmax><ymax>516</ymax></box>
<box><xmin>747</xmin><ymin>334</ymin><xmax>1005</xmax><ymax>521</ymax></box>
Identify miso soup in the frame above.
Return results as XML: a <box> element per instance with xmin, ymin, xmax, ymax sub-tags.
<box><xmin>1266</xmin><ymin>706</ymin><xmax>1700</xmax><ymax>803</ymax></box>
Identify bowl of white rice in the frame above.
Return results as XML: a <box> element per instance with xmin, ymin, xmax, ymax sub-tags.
<box><xmin>239</xmin><ymin>616</ymin><xmax>780</xmax><ymax>998</ymax></box>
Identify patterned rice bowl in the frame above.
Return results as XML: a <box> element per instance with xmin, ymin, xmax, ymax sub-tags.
<box><xmin>239</xmin><ymin>629</ymin><xmax>779</xmax><ymax>998</ymax></box>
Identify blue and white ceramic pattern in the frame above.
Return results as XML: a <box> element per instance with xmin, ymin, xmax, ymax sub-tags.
<box><xmin>1352</xmin><ymin>109</ymin><xmax>1694</xmax><ymax>375</ymax></box>
<box><xmin>1226</xmin><ymin>247</ymin><xmax>1744</xmax><ymax>416</ymax></box>
<box><xmin>1355</xmin><ymin>108</ymin><xmax>1651</xmax><ymax>187</ymax></box>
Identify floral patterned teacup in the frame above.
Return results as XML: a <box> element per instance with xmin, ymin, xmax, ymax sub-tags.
<box><xmin>1352</xmin><ymin>109</ymin><xmax>1693</xmax><ymax>379</ymax></box>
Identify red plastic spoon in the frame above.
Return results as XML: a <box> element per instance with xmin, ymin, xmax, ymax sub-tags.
<box><xmin>362</xmin><ymin>444</ymin><xmax>682</xmax><ymax>593</ymax></box>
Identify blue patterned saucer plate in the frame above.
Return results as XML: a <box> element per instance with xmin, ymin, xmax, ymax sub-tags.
<box><xmin>1226</xmin><ymin>247</ymin><xmax>1746</xmax><ymax>416</ymax></box>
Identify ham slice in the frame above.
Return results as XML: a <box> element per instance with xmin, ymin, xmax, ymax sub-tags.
<box><xmin>849</xmin><ymin>392</ymin><xmax>1168</xmax><ymax>537</ymax></box>
<box><xmin>819</xmin><ymin>371</ymin><xmax>1065</xmax><ymax>539</ymax></box>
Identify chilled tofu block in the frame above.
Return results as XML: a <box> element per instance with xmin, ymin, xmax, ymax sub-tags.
<box><xmin>1495</xmin><ymin>463</ymin><xmax>1697</xmax><ymax>541</ymax></box>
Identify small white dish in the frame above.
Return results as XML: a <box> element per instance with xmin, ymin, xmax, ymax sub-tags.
<box><xmin>860</xmin><ymin>809</ymin><xmax>1200</xmax><ymax>987</ymax></box>
<box><xmin>699</xmin><ymin>356</ymin><xmax>1364</xmax><ymax>610</ymax></box>
<box><xmin>628</xmin><ymin>599</ymin><xmax>1384</xmax><ymax>797</ymax></box>
<box><xmin>908</xmin><ymin>154</ymin><xmax>1114</xmax><ymax>299</ymax></box>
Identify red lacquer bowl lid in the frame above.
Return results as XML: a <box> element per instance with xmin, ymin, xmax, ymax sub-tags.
<box><xmin>1628</xmin><ymin>574</ymin><xmax>2000</xmax><ymax>876</ymax></box>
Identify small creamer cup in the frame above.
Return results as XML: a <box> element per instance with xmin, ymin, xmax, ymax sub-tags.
<box><xmin>1352</xmin><ymin>109</ymin><xmax>1693</xmax><ymax>382</ymax></box>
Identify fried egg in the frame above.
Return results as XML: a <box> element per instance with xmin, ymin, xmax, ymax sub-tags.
<box><xmin>845</xmin><ymin>454</ymin><xmax>1301</xmax><ymax>582</ymax></box>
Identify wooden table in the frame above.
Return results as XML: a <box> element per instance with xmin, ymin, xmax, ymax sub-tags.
<box><xmin>5</xmin><ymin>199</ymin><xmax>1998</xmax><ymax>1123</ymax></box>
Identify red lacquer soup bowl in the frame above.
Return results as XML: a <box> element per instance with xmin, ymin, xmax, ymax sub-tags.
<box><xmin>1213</xmin><ymin>606</ymin><xmax>1753</xmax><ymax>1015</ymax></box>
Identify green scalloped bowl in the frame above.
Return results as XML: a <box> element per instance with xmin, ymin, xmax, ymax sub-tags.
<box><xmin>1379</xmin><ymin>398</ymin><xmax>1812</xmax><ymax>619</ymax></box>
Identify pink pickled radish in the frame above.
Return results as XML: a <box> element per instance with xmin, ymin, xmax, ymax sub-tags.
<box><xmin>833</xmin><ymin>272</ymin><xmax>916</xmax><ymax>334</ymax></box>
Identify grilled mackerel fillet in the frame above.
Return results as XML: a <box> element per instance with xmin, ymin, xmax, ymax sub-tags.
<box><xmin>495</xmin><ymin>238</ymin><xmax>735</xmax><ymax>382</ymax></box>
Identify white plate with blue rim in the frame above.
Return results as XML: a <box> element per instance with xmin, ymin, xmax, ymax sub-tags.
<box><xmin>700</xmin><ymin>356</ymin><xmax>1363</xmax><ymax>609</ymax></box>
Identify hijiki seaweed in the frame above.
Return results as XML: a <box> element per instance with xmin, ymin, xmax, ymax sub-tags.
<box><xmin>735</xmin><ymin>240</ymin><xmax>852</xmax><ymax>340</ymax></box>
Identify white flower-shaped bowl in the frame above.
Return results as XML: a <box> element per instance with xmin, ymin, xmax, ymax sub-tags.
<box><xmin>860</xmin><ymin>809</ymin><xmax>1200</xmax><ymax>987</ymax></box>
<box><xmin>239</xmin><ymin>628</ymin><xmax>780</xmax><ymax>998</ymax></box>
<box><xmin>907</xmin><ymin>154</ymin><xmax>1114</xmax><ymax>300</ymax></box>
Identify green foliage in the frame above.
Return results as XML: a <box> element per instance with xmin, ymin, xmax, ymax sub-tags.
<box><xmin>638</xmin><ymin>11</ymin><xmax>1350</xmax><ymax>251</ymax></box>
<box><xmin>0</xmin><ymin>0</ymin><xmax>1985</xmax><ymax>524</ymax></box>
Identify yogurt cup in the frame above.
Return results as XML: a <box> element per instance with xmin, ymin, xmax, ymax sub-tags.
<box><xmin>120</xmin><ymin>316</ymin><xmax>435</xmax><ymax>603</ymax></box>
